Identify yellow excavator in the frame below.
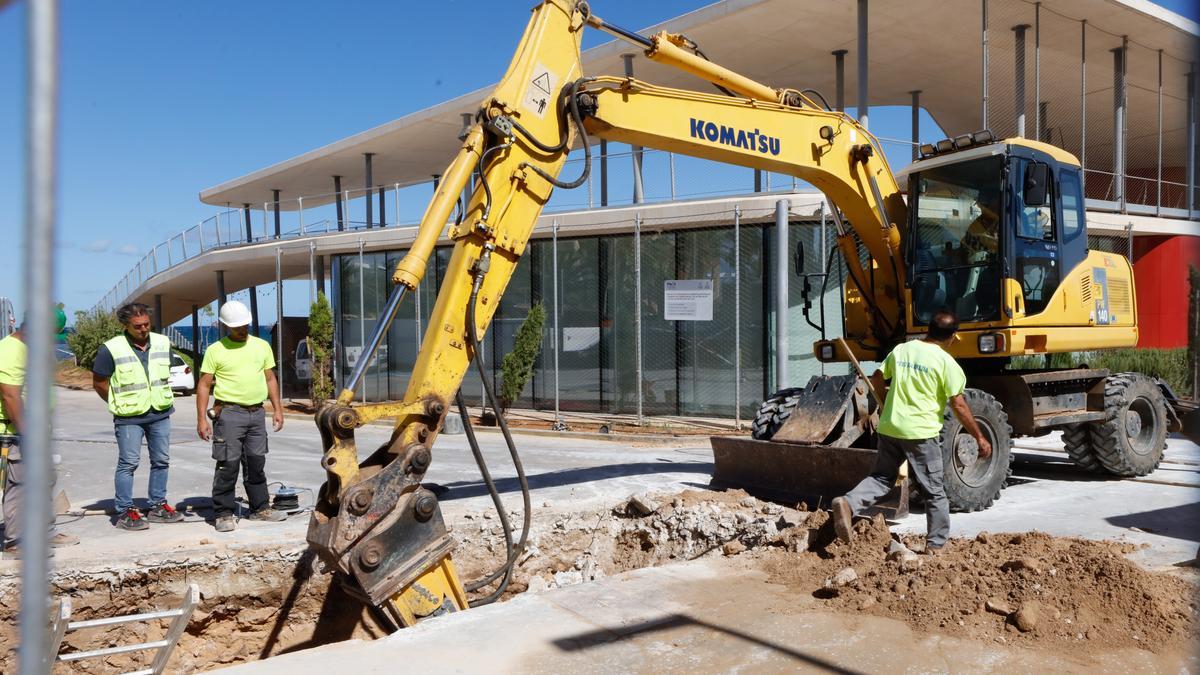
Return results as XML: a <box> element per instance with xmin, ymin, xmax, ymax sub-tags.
<box><xmin>305</xmin><ymin>0</ymin><xmax>1192</xmax><ymax>628</ymax></box>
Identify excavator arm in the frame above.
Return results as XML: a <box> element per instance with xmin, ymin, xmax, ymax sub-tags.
<box><xmin>306</xmin><ymin>0</ymin><xmax>909</xmax><ymax>627</ymax></box>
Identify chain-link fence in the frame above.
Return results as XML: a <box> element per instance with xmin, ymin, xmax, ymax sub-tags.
<box><xmin>332</xmin><ymin>195</ymin><xmax>864</xmax><ymax>425</ymax></box>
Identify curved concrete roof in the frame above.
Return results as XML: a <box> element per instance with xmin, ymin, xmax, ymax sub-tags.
<box><xmin>199</xmin><ymin>0</ymin><xmax>1200</xmax><ymax>211</ymax></box>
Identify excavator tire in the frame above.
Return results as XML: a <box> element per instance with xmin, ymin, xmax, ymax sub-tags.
<box><xmin>1088</xmin><ymin>373</ymin><xmax>1167</xmax><ymax>477</ymax></box>
<box><xmin>750</xmin><ymin>388</ymin><xmax>806</xmax><ymax>441</ymax></box>
<box><xmin>939</xmin><ymin>388</ymin><xmax>1012</xmax><ymax>512</ymax></box>
<box><xmin>1062</xmin><ymin>424</ymin><xmax>1104</xmax><ymax>473</ymax></box>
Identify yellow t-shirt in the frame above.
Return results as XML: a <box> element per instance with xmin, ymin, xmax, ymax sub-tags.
<box><xmin>877</xmin><ymin>340</ymin><xmax>966</xmax><ymax>440</ymax></box>
<box><xmin>200</xmin><ymin>336</ymin><xmax>275</xmax><ymax>406</ymax></box>
<box><xmin>0</xmin><ymin>334</ymin><xmax>26</xmax><ymax>435</ymax></box>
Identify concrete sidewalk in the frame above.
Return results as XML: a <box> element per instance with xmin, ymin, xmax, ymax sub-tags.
<box><xmin>221</xmin><ymin>556</ymin><xmax>1196</xmax><ymax>674</ymax></box>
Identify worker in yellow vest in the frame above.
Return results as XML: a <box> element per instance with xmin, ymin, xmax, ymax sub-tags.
<box><xmin>2</xmin><ymin>311</ymin><xmax>80</xmax><ymax>557</ymax></box>
<box><xmin>92</xmin><ymin>303</ymin><xmax>183</xmax><ymax>530</ymax></box>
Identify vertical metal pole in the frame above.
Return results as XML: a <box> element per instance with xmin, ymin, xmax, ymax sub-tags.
<box><xmin>345</xmin><ymin>190</ymin><xmax>352</xmax><ymax>228</ymax></box>
<box><xmin>1157</xmin><ymin>50</ymin><xmax>1163</xmax><ymax>215</ymax></box>
<box><xmin>733</xmin><ymin>205</ymin><xmax>741</xmax><ymax>427</ymax></box>
<box><xmin>1014</xmin><ymin>24</ymin><xmax>1029</xmax><ymax>138</ymax></box>
<box><xmin>357</xmin><ymin>239</ymin><xmax>365</xmax><ymax>402</ymax></box>
<box><xmin>982</xmin><ymin>0</ymin><xmax>989</xmax><ymax>130</ymax></box>
<box><xmin>364</xmin><ymin>153</ymin><xmax>374</xmax><ymax>229</ymax></box>
<box><xmin>910</xmin><ymin>90</ymin><xmax>921</xmax><ymax>161</ymax></box>
<box><xmin>378</xmin><ymin>186</ymin><xmax>385</xmax><ymax>228</ymax></box>
<box><xmin>1034</xmin><ymin>3</ymin><xmax>1041</xmax><ymax>138</ymax></box>
<box><xmin>298</xmin><ymin>196</ymin><xmax>305</xmax><ymax>235</ymax></box>
<box><xmin>153</xmin><ymin>294</ymin><xmax>163</xmax><ymax>331</ymax></box>
<box><xmin>669</xmin><ymin>153</ymin><xmax>676</xmax><ymax>200</ymax></box>
<box><xmin>309</xmin><ymin>242</ymin><xmax>316</xmax><ymax>303</ymax></box>
<box><xmin>191</xmin><ymin>304</ymin><xmax>201</xmax><ymax>361</ymax></box>
<box><xmin>857</xmin><ymin>0</ymin><xmax>869</xmax><ymax>128</ymax></box>
<box><xmin>275</xmin><ymin>248</ymin><xmax>283</xmax><ymax>381</ymax></box>
<box><xmin>262</xmin><ymin>202</ymin><xmax>268</xmax><ymax>241</ymax></box>
<box><xmin>1125</xmin><ymin>222</ymin><xmax>1134</xmax><ymax>261</ymax></box>
<box><xmin>1081</xmin><ymin>21</ymin><xmax>1087</xmax><ymax>195</ymax></box>
<box><xmin>243</xmin><ymin>203</ymin><xmax>253</xmax><ymax>243</ymax></box>
<box><xmin>18</xmin><ymin>4</ymin><xmax>55</xmax><ymax>666</ymax></box>
<box><xmin>832</xmin><ymin>50</ymin><xmax>847</xmax><ymax>112</ymax></box>
<box><xmin>552</xmin><ymin>220</ymin><xmax>561</xmax><ymax>425</ymax></box>
<box><xmin>600</xmin><ymin>139</ymin><xmax>608</xmax><ymax>207</ymax></box>
<box><xmin>623</xmin><ymin>54</ymin><xmax>644</xmax><ymax>204</ymax></box>
<box><xmin>754</xmin><ymin>170</ymin><xmax>762</xmax><ymax>193</ymax></box>
<box><xmin>273</xmin><ymin>189</ymin><xmax>281</xmax><ymax>239</ymax></box>
<box><xmin>634</xmin><ymin>213</ymin><xmax>643</xmax><ymax>425</ymax></box>
<box><xmin>316</xmin><ymin>253</ymin><xmax>325</xmax><ymax>298</ymax></box>
<box><xmin>1039</xmin><ymin>102</ymin><xmax>1050</xmax><ymax>142</ymax></box>
<box><xmin>217</xmin><ymin>271</ymin><xmax>227</xmax><ymax>336</ymax></box>
<box><xmin>1187</xmin><ymin>65</ymin><xmax>1196</xmax><ymax>214</ymax></box>
<box><xmin>394</xmin><ymin>183</ymin><xmax>400</xmax><ymax>226</ymax></box>
<box><xmin>334</xmin><ymin>176</ymin><xmax>344</xmax><ymax>231</ymax></box>
<box><xmin>775</xmin><ymin>199</ymin><xmax>789</xmax><ymax>390</ymax></box>
<box><xmin>1113</xmin><ymin>40</ymin><xmax>1127</xmax><ymax>211</ymax></box>
<box><xmin>820</xmin><ymin>204</ymin><xmax>828</xmax><ymax>376</ymax></box>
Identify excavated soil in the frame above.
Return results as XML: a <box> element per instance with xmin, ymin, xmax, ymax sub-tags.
<box><xmin>1</xmin><ymin>488</ymin><xmax>1195</xmax><ymax>672</ymax></box>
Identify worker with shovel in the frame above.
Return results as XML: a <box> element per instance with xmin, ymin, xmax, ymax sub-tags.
<box><xmin>831</xmin><ymin>310</ymin><xmax>992</xmax><ymax>553</ymax></box>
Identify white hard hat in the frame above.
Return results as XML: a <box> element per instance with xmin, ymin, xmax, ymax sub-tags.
<box><xmin>218</xmin><ymin>300</ymin><xmax>253</xmax><ymax>327</ymax></box>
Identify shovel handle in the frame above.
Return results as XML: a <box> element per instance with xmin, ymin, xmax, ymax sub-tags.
<box><xmin>836</xmin><ymin>337</ymin><xmax>882</xmax><ymax>409</ymax></box>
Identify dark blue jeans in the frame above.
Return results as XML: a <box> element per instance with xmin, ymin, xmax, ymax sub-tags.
<box><xmin>113</xmin><ymin>416</ymin><xmax>171</xmax><ymax>512</ymax></box>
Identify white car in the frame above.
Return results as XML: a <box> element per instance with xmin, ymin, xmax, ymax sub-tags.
<box><xmin>295</xmin><ymin>338</ymin><xmax>311</xmax><ymax>381</ymax></box>
<box><xmin>169</xmin><ymin>352</ymin><xmax>195</xmax><ymax>396</ymax></box>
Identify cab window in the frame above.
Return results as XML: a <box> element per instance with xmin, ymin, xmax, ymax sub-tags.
<box><xmin>1059</xmin><ymin>169</ymin><xmax>1084</xmax><ymax>243</ymax></box>
<box><xmin>1016</xmin><ymin>162</ymin><xmax>1055</xmax><ymax>242</ymax></box>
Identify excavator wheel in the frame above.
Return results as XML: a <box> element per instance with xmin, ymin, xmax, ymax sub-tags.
<box><xmin>939</xmin><ymin>388</ymin><xmax>1012</xmax><ymax>512</ymax></box>
<box><xmin>750</xmin><ymin>387</ymin><xmax>806</xmax><ymax>440</ymax></box>
<box><xmin>1062</xmin><ymin>424</ymin><xmax>1104</xmax><ymax>473</ymax></box>
<box><xmin>1088</xmin><ymin>373</ymin><xmax>1167</xmax><ymax>477</ymax></box>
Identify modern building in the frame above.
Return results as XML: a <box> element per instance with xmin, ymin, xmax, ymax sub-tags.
<box><xmin>94</xmin><ymin>0</ymin><xmax>1200</xmax><ymax>419</ymax></box>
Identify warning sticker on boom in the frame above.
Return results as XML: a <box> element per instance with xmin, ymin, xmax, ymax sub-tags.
<box><xmin>523</xmin><ymin>63</ymin><xmax>558</xmax><ymax>119</ymax></box>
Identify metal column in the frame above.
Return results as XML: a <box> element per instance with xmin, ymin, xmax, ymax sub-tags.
<box><xmin>357</xmin><ymin>239</ymin><xmax>366</xmax><ymax>402</ymax></box>
<box><xmin>216</xmin><ymin>270</ymin><xmax>227</xmax><ymax>336</ymax></box>
<box><xmin>733</xmin><ymin>205</ymin><xmax>741</xmax><ymax>428</ymax></box>
<box><xmin>243</xmin><ymin>205</ymin><xmax>261</xmax><ymax>336</ymax></box>
<box><xmin>774</xmin><ymin>199</ymin><xmax>789</xmax><ymax>390</ymax></box>
<box><xmin>1080</xmin><ymin>21</ymin><xmax>1087</xmax><ymax>195</ymax></box>
<box><xmin>982</xmin><ymin>0</ymin><xmax>989</xmax><ymax>129</ymax></box>
<box><xmin>832</xmin><ymin>49</ymin><xmax>847</xmax><ymax>112</ymax></box>
<box><xmin>754</xmin><ymin>170</ymin><xmax>762</xmax><ymax>193</ymax></box>
<box><xmin>1188</xmin><ymin>65</ymin><xmax>1196</xmax><ymax>214</ymax></box>
<box><xmin>600</xmin><ymin>139</ymin><xmax>608</xmax><ymax>206</ymax></box>
<box><xmin>315</xmin><ymin>254</ymin><xmax>326</xmax><ymax>298</ymax></box>
<box><xmin>634</xmin><ymin>213</ymin><xmax>643</xmax><ymax>425</ymax></box>
<box><xmin>378</xmin><ymin>186</ymin><xmax>386</xmax><ymax>227</ymax></box>
<box><xmin>1157</xmin><ymin>50</ymin><xmax>1163</xmax><ymax>215</ymax></box>
<box><xmin>622</xmin><ymin>54</ymin><xmax>644</xmax><ymax>204</ymax></box>
<box><xmin>243</xmin><ymin>203</ymin><xmax>253</xmax><ymax>243</ymax></box>
<box><xmin>910</xmin><ymin>90</ymin><xmax>921</xmax><ymax>161</ymax></box>
<box><xmin>364</xmin><ymin>153</ymin><xmax>374</xmax><ymax>229</ymax></box>
<box><xmin>275</xmin><ymin>248</ymin><xmax>284</xmax><ymax>383</ymax></box>
<box><xmin>334</xmin><ymin>175</ymin><xmax>345</xmax><ymax>231</ymax></box>
<box><xmin>856</xmin><ymin>0</ymin><xmax>869</xmax><ymax>128</ymax></box>
<box><xmin>308</xmin><ymin>242</ymin><xmax>316</xmax><ymax>304</ymax></box>
<box><xmin>272</xmin><ymin>189</ymin><xmax>281</xmax><ymax>239</ymax></box>
<box><xmin>1034</xmin><ymin>3</ymin><xmax>1041</xmax><ymax>139</ymax></box>
<box><xmin>552</xmin><ymin>220</ymin><xmax>561</xmax><ymax>425</ymax></box>
<box><xmin>18</xmin><ymin>2</ymin><xmax>57</xmax><ymax>668</ymax></box>
<box><xmin>1014</xmin><ymin>24</ymin><xmax>1029</xmax><ymax>138</ymax></box>
<box><xmin>191</xmin><ymin>304</ymin><xmax>201</xmax><ymax>361</ymax></box>
<box><xmin>1113</xmin><ymin>40</ymin><xmax>1127</xmax><ymax>211</ymax></box>
<box><xmin>153</xmin><ymin>294</ymin><xmax>162</xmax><ymax>331</ymax></box>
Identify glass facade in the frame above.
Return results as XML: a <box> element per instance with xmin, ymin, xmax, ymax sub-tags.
<box><xmin>335</xmin><ymin>216</ymin><xmax>848</xmax><ymax>419</ymax></box>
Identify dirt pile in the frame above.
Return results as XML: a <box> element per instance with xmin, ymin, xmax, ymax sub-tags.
<box><xmin>756</xmin><ymin>515</ymin><xmax>1199</xmax><ymax>655</ymax></box>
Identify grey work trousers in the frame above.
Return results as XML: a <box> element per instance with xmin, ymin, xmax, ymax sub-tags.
<box><xmin>210</xmin><ymin>404</ymin><xmax>269</xmax><ymax>518</ymax></box>
<box><xmin>843</xmin><ymin>433</ymin><xmax>950</xmax><ymax>547</ymax></box>
<box><xmin>2</xmin><ymin>439</ymin><xmax>60</xmax><ymax>548</ymax></box>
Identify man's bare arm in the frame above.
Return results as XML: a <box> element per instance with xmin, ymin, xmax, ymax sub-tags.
<box><xmin>0</xmin><ymin>382</ymin><xmax>22</xmax><ymax>433</ymax></box>
<box><xmin>196</xmin><ymin>373</ymin><xmax>214</xmax><ymax>440</ymax></box>
<box><xmin>949</xmin><ymin>393</ymin><xmax>992</xmax><ymax>458</ymax></box>
<box><xmin>265</xmin><ymin>368</ymin><xmax>284</xmax><ymax>431</ymax></box>
<box><xmin>92</xmin><ymin>373</ymin><xmax>110</xmax><ymax>402</ymax></box>
<box><xmin>869</xmin><ymin>371</ymin><xmax>889</xmax><ymax>408</ymax></box>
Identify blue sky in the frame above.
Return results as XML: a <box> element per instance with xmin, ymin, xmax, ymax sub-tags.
<box><xmin>1</xmin><ymin>0</ymin><xmax>1197</xmax><ymax>324</ymax></box>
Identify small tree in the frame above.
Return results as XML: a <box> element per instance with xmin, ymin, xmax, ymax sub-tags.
<box><xmin>499</xmin><ymin>303</ymin><xmax>546</xmax><ymax>412</ymax></box>
<box><xmin>68</xmin><ymin>307</ymin><xmax>122</xmax><ymax>369</ymax></box>
<box><xmin>308</xmin><ymin>292</ymin><xmax>335</xmax><ymax>404</ymax></box>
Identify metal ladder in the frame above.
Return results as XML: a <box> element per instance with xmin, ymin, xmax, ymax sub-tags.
<box><xmin>47</xmin><ymin>583</ymin><xmax>200</xmax><ymax>674</ymax></box>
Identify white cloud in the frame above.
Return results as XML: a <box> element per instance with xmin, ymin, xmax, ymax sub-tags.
<box><xmin>115</xmin><ymin>244</ymin><xmax>140</xmax><ymax>256</ymax></box>
<box><xmin>82</xmin><ymin>239</ymin><xmax>111</xmax><ymax>253</ymax></box>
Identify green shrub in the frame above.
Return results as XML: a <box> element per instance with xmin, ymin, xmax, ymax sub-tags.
<box><xmin>67</xmin><ymin>308</ymin><xmax>122</xmax><ymax>369</ymax></box>
<box><xmin>308</xmin><ymin>292</ymin><xmax>335</xmax><ymax>403</ymax></box>
<box><xmin>499</xmin><ymin>303</ymin><xmax>546</xmax><ymax>411</ymax></box>
<box><xmin>1010</xmin><ymin>347</ymin><xmax>1192</xmax><ymax>398</ymax></box>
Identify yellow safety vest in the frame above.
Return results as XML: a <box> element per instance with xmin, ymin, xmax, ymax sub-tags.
<box><xmin>105</xmin><ymin>333</ymin><xmax>174</xmax><ymax>416</ymax></box>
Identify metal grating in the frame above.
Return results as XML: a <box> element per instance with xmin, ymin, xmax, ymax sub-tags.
<box><xmin>1080</xmin><ymin>272</ymin><xmax>1092</xmax><ymax>304</ymax></box>
<box><xmin>1109</xmin><ymin>277</ymin><xmax>1132</xmax><ymax>316</ymax></box>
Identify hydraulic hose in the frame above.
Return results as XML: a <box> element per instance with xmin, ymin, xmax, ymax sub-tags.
<box><xmin>457</xmin><ymin>389</ymin><xmax>516</xmax><ymax>595</ymax></box>
<box><xmin>517</xmin><ymin>78</ymin><xmax>594</xmax><ymax>190</ymax></box>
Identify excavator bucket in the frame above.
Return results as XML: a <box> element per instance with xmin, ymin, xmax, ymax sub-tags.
<box><xmin>711</xmin><ymin>375</ymin><xmax>879</xmax><ymax>504</ymax></box>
